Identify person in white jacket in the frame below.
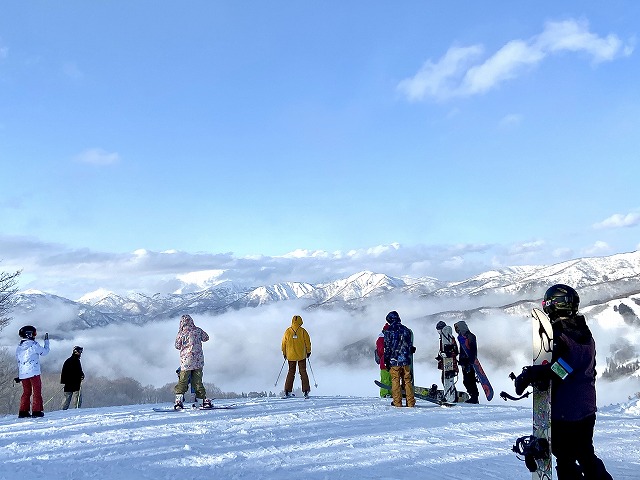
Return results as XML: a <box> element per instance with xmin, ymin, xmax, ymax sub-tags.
<box><xmin>15</xmin><ymin>325</ymin><xmax>50</xmax><ymax>418</ymax></box>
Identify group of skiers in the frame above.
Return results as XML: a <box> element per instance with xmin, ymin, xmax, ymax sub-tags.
<box><xmin>15</xmin><ymin>283</ymin><xmax>613</xmax><ymax>479</ymax></box>
<box><xmin>375</xmin><ymin>312</ymin><xmax>480</xmax><ymax>406</ymax></box>
<box><xmin>15</xmin><ymin>325</ymin><xmax>84</xmax><ymax>418</ymax></box>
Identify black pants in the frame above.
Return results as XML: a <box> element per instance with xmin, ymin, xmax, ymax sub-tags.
<box><xmin>552</xmin><ymin>414</ymin><xmax>613</xmax><ymax>480</ymax></box>
<box><xmin>461</xmin><ymin>365</ymin><xmax>479</xmax><ymax>401</ymax></box>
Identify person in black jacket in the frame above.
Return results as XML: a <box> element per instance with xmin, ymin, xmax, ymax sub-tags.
<box><xmin>60</xmin><ymin>346</ymin><xmax>84</xmax><ymax>410</ymax></box>
<box><xmin>454</xmin><ymin>320</ymin><xmax>480</xmax><ymax>404</ymax></box>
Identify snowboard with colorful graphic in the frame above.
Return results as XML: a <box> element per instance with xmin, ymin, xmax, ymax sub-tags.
<box><xmin>529</xmin><ymin>307</ymin><xmax>554</xmax><ymax>480</ymax></box>
<box><xmin>438</xmin><ymin>325</ymin><xmax>459</xmax><ymax>403</ymax></box>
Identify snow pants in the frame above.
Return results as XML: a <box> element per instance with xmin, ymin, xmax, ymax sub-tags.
<box><xmin>61</xmin><ymin>390</ymin><xmax>82</xmax><ymax>410</ymax></box>
<box><xmin>390</xmin><ymin>365</ymin><xmax>415</xmax><ymax>407</ymax></box>
<box><xmin>175</xmin><ymin>368</ymin><xmax>206</xmax><ymax>400</ymax></box>
<box><xmin>379</xmin><ymin>369</ymin><xmax>392</xmax><ymax>397</ymax></box>
<box><xmin>284</xmin><ymin>359</ymin><xmax>310</xmax><ymax>394</ymax></box>
<box><xmin>20</xmin><ymin>375</ymin><xmax>43</xmax><ymax>414</ymax></box>
<box><xmin>552</xmin><ymin>414</ymin><xmax>613</xmax><ymax>480</ymax></box>
<box><xmin>461</xmin><ymin>365</ymin><xmax>479</xmax><ymax>402</ymax></box>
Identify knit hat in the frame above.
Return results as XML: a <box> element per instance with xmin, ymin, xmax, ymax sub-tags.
<box><xmin>385</xmin><ymin>311</ymin><xmax>401</xmax><ymax>324</ymax></box>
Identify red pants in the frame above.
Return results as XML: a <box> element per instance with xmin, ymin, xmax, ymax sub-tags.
<box><xmin>20</xmin><ymin>375</ymin><xmax>43</xmax><ymax>413</ymax></box>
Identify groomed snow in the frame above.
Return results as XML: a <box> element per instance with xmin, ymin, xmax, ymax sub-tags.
<box><xmin>1</xmin><ymin>395</ymin><xmax>638</xmax><ymax>479</ymax></box>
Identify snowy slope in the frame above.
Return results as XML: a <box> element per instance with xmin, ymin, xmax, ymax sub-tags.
<box><xmin>1</xmin><ymin>396</ymin><xmax>638</xmax><ymax>480</ymax></box>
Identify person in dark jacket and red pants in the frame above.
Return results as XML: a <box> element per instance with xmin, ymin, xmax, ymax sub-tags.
<box><xmin>60</xmin><ymin>346</ymin><xmax>84</xmax><ymax>409</ymax></box>
<box><xmin>516</xmin><ymin>284</ymin><xmax>613</xmax><ymax>480</ymax></box>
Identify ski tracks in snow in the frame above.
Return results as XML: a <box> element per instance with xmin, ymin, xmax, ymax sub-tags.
<box><xmin>0</xmin><ymin>396</ymin><xmax>637</xmax><ymax>479</ymax></box>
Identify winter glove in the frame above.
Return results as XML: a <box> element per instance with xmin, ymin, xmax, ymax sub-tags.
<box><xmin>515</xmin><ymin>365</ymin><xmax>551</xmax><ymax>395</ymax></box>
<box><xmin>410</xmin><ymin>346</ymin><xmax>416</xmax><ymax>354</ymax></box>
<box><xmin>307</xmin><ymin>352</ymin><xmax>311</xmax><ymax>358</ymax></box>
<box><xmin>14</xmin><ymin>377</ymin><xmax>20</xmax><ymax>384</ymax></box>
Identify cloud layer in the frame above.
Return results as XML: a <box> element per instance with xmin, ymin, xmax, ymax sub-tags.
<box><xmin>398</xmin><ymin>19</ymin><xmax>634</xmax><ymax>102</ymax></box>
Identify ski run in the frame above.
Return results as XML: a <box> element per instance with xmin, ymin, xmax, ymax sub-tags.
<box><xmin>1</xmin><ymin>395</ymin><xmax>638</xmax><ymax>480</ymax></box>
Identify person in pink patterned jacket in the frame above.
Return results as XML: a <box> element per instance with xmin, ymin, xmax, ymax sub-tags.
<box><xmin>174</xmin><ymin>314</ymin><xmax>210</xmax><ymax>408</ymax></box>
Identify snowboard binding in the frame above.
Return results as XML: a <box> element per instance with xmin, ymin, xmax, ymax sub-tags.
<box><xmin>512</xmin><ymin>435</ymin><xmax>550</xmax><ymax>472</ymax></box>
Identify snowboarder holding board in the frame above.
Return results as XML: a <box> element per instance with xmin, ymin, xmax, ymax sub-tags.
<box><xmin>514</xmin><ymin>284</ymin><xmax>613</xmax><ymax>480</ymax></box>
<box><xmin>435</xmin><ymin>321</ymin><xmax>459</xmax><ymax>403</ymax></box>
<box><xmin>454</xmin><ymin>320</ymin><xmax>480</xmax><ymax>404</ymax></box>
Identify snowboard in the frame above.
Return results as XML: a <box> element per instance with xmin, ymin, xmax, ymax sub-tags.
<box><xmin>458</xmin><ymin>334</ymin><xmax>494</xmax><ymax>401</ymax></box>
<box><xmin>438</xmin><ymin>325</ymin><xmax>459</xmax><ymax>403</ymax></box>
<box><xmin>374</xmin><ymin>380</ymin><xmax>468</xmax><ymax>406</ymax></box>
<box><xmin>529</xmin><ymin>307</ymin><xmax>554</xmax><ymax>479</ymax></box>
<box><xmin>153</xmin><ymin>403</ymin><xmax>236</xmax><ymax>412</ymax></box>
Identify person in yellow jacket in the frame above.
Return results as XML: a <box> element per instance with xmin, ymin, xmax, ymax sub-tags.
<box><xmin>281</xmin><ymin>315</ymin><xmax>312</xmax><ymax>398</ymax></box>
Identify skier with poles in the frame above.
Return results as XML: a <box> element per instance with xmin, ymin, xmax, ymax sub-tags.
<box><xmin>281</xmin><ymin>314</ymin><xmax>312</xmax><ymax>398</ymax></box>
<box><xmin>15</xmin><ymin>325</ymin><xmax>50</xmax><ymax>418</ymax></box>
<box><xmin>60</xmin><ymin>346</ymin><xmax>84</xmax><ymax>410</ymax></box>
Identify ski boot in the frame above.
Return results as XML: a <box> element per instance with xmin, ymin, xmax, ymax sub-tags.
<box><xmin>174</xmin><ymin>394</ymin><xmax>185</xmax><ymax>410</ymax></box>
<box><xmin>202</xmin><ymin>398</ymin><xmax>213</xmax><ymax>409</ymax></box>
<box><xmin>303</xmin><ymin>392</ymin><xmax>310</xmax><ymax>399</ymax></box>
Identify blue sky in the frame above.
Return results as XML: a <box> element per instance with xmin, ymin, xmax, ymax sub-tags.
<box><xmin>1</xmin><ymin>2</ymin><xmax>639</xmax><ymax>299</ymax></box>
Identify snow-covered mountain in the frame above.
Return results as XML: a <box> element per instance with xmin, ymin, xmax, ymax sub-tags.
<box><xmin>13</xmin><ymin>251</ymin><xmax>640</xmax><ymax>330</ymax></box>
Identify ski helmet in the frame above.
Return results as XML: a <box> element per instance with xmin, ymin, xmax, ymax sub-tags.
<box><xmin>73</xmin><ymin>346</ymin><xmax>83</xmax><ymax>355</ymax></box>
<box><xmin>18</xmin><ymin>325</ymin><xmax>37</xmax><ymax>339</ymax></box>
<box><xmin>385</xmin><ymin>311</ymin><xmax>400</xmax><ymax>324</ymax></box>
<box><xmin>542</xmin><ymin>284</ymin><xmax>580</xmax><ymax>318</ymax></box>
<box><xmin>435</xmin><ymin>321</ymin><xmax>446</xmax><ymax>331</ymax></box>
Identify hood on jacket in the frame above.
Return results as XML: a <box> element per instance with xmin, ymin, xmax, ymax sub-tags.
<box><xmin>454</xmin><ymin>321</ymin><xmax>469</xmax><ymax>335</ymax></box>
<box><xmin>385</xmin><ymin>311</ymin><xmax>401</xmax><ymax>324</ymax></box>
<box><xmin>291</xmin><ymin>315</ymin><xmax>303</xmax><ymax>328</ymax></box>
<box><xmin>179</xmin><ymin>314</ymin><xmax>196</xmax><ymax>330</ymax></box>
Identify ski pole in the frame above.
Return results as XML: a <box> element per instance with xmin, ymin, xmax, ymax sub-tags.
<box><xmin>307</xmin><ymin>357</ymin><xmax>318</xmax><ymax>388</ymax></box>
<box><xmin>274</xmin><ymin>358</ymin><xmax>286</xmax><ymax>387</ymax></box>
<box><xmin>43</xmin><ymin>385</ymin><xmax>65</xmax><ymax>407</ymax></box>
<box><xmin>75</xmin><ymin>384</ymin><xmax>82</xmax><ymax>408</ymax></box>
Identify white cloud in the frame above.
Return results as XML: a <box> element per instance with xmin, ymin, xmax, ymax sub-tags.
<box><xmin>584</xmin><ymin>241</ymin><xmax>611</xmax><ymax>255</ymax></box>
<box><xmin>499</xmin><ymin>113</ymin><xmax>523</xmax><ymax>128</ymax></box>
<box><xmin>593</xmin><ymin>212</ymin><xmax>640</xmax><ymax>229</ymax></box>
<box><xmin>397</xmin><ymin>45</ymin><xmax>484</xmax><ymax>101</ymax></box>
<box><xmin>398</xmin><ymin>18</ymin><xmax>634</xmax><ymax>102</ymax></box>
<box><xmin>75</xmin><ymin>148</ymin><xmax>120</xmax><ymax>166</ymax></box>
